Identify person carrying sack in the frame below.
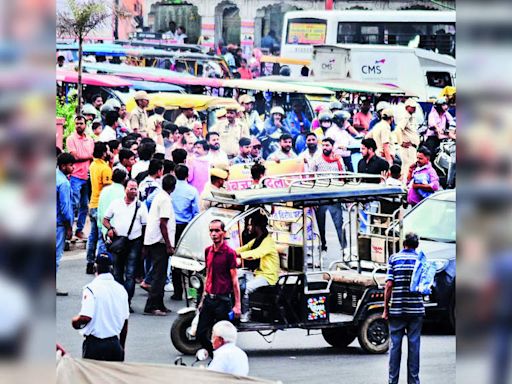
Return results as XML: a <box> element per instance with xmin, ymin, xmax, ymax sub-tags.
<box><xmin>103</xmin><ymin>179</ymin><xmax>148</xmax><ymax>311</ymax></box>
<box><xmin>383</xmin><ymin>233</ymin><xmax>425</xmax><ymax>384</ymax></box>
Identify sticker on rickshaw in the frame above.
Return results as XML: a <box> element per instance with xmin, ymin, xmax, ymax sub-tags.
<box><xmin>307</xmin><ymin>296</ymin><xmax>327</xmax><ymax>321</ymax></box>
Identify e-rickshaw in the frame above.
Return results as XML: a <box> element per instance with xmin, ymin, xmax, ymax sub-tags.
<box><xmin>56</xmin><ymin>43</ymin><xmax>232</xmax><ymax>78</ymax></box>
<box><xmin>170</xmin><ymin>173</ymin><xmax>405</xmax><ymax>355</ymax></box>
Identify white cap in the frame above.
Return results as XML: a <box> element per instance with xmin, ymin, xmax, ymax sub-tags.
<box><xmin>270</xmin><ymin>106</ymin><xmax>285</xmax><ymax>116</ymax></box>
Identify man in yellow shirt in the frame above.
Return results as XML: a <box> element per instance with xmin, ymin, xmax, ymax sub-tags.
<box><xmin>236</xmin><ymin>212</ymin><xmax>279</xmax><ymax>322</ymax></box>
<box><xmin>86</xmin><ymin>142</ymin><xmax>112</xmax><ymax>274</ymax></box>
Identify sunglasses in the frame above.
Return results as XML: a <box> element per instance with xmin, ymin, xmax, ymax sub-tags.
<box><xmin>253</xmin><ymin>145</ymin><xmax>262</xmax><ymax>150</ymax></box>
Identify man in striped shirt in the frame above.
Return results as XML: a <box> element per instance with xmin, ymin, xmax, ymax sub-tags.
<box><xmin>383</xmin><ymin>233</ymin><xmax>425</xmax><ymax>384</ymax></box>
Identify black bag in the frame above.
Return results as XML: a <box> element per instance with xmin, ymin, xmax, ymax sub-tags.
<box><xmin>108</xmin><ymin>202</ymin><xmax>140</xmax><ymax>254</ymax></box>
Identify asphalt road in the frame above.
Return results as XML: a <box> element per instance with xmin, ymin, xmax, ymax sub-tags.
<box><xmin>56</xmin><ymin>216</ymin><xmax>455</xmax><ymax>384</ymax></box>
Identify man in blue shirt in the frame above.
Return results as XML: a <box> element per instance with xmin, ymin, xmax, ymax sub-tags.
<box><xmin>56</xmin><ymin>153</ymin><xmax>76</xmax><ymax>296</ymax></box>
<box><xmin>383</xmin><ymin>233</ymin><xmax>425</xmax><ymax>384</ymax></box>
<box><xmin>286</xmin><ymin>103</ymin><xmax>311</xmax><ymax>153</ymax></box>
<box><xmin>170</xmin><ymin>164</ymin><xmax>200</xmax><ymax>300</ymax></box>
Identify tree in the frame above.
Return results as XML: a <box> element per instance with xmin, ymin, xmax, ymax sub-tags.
<box><xmin>56</xmin><ymin>0</ymin><xmax>114</xmax><ymax>112</ymax></box>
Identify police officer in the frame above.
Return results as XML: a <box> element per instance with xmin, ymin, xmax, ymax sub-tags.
<box><xmin>71</xmin><ymin>255</ymin><xmax>130</xmax><ymax>361</ymax></box>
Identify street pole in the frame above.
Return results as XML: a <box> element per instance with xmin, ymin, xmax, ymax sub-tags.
<box><xmin>114</xmin><ymin>0</ymin><xmax>119</xmax><ymax>40</ymax></box>
<box><xmin>325</xmin><ymin>0</ymin><xmax>334</xmax><ymax>10</ymax></box>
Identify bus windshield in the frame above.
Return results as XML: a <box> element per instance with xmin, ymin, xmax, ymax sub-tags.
<box><xmin>286</xmin><ymin>18</ymin><xmax>327</xmax><ymax>45</ymax></box>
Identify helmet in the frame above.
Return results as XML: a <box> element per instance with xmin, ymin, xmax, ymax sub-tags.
<box><xmin>329</xmin><ymin>101</ymin><xmax>343</xmax><ymax>111</ymax></box>
<box><xmin>100</xmin><ymin>103</ymin><xmax>115</xmax><ymax>114</ymax></box>
<box><xmin>376</xmin><ymin>101</ymin><xmax>390</xmax><ymax>112</ymax></box>
<box><xmin>104</xmin><ymin>98</ymin><xmax>121</xmax><ymax>110</ymax></box>
<box><xmin>318</xmin><ymin>111</ymin><xmax>333</xmax><ymax>122</ymax></box>
<box><xmin>81</xmin><ymin>103</ymin><xmax>97</xmax><ymax>116</ymax></box>
<box><xmin>270</xmin><ymin>106</ymin><xmax>285</xmax><ymax>116</ymax></box>
<box><xmin>279</xmin><ymin>65</ymin><xmax>291</xmax><ymax>77</ymax></box>
<box><xmin>434</xmin><ymin>97</ymin><xmax>447</xmax><ymax>105</ymax></box>
<box><xmin>332</xmin><ymin>110</ymin><xmax>351</xmax><ymax>126</ymax></box>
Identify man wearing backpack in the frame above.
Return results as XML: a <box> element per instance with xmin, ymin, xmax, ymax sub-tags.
<box><xmin>383</xmin><ymin>233</ymin><xmax>424</xmax><ymax>384</ymax></box>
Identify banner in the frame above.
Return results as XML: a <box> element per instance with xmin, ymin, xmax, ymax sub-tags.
<box><xmin>287</xmin><ymin>22</ymin><xmax>327</xmax><ymax>45</ymax></box>
<box><xmin>225</xmin><ymin>158</ymin><xmax>304</xmax><ymax>191</ymax></box>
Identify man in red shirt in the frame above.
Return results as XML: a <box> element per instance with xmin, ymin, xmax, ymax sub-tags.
<box><xmin>66</xmin><ymin>115</ymin><xmax>94</xmax><ymax>239</ymax></box>
<box><xmin>353</xmin><ymin>100</ymin><xmax>373</xmax><ymax>135</ymax></box>
<box><xmin>196</xmin><ymin>220</ymin><xmax>241</xmax><ymax>355</ymax></box>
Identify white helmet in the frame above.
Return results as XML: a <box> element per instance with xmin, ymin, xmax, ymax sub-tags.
<box><xmin>81</xmin><ymin>103</ymin><xmax>97</xmax><ymax>116</ymax></box>
<box><xmin>376</xmin><ymin>101</ymin><xmax>391</xmax><ymax>112</ymax></box>
<box><xmin>270</xmin><ymin>106</ymin><xmax>285</xmax><ymax>116</ymax></box>
<box><xmin>104</xmin><ymin>98</ymin><xmax>121</xmax><ymax>110</ymax></box>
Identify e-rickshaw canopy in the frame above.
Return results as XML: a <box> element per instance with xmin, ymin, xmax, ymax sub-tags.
<box><xmin>207</xmin><ymin>175</ymin><xmax>404</xmax><ymax>208</ymax></box>
<box><xmin>222</xmin><ymin>79</ymin><xmax>334</xmax><ymax>96</ymax></box>
<box><xmin>264</xmin><ymin>76</ymin><xmax>406</xmax><ymax>95</ymax></box>
<box><xmin>125</xmin><ymin>93</ymin><xmax>240</xmax><ymax>113</ymax></box>
<box><xmin>56</xmin><ymin>70</ymin><xmax>132</xmax><ymax>88</ymax></box>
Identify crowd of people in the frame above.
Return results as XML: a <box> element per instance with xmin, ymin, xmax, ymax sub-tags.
<box><xmin>56</xmin><ymin>82</ymin><xmax>455</xmax><ymax>373</ymax></box>
<box><xmin>57</xmin><ymin>87</ymin><xmax>455</xmax><ymax>287</ymax></box>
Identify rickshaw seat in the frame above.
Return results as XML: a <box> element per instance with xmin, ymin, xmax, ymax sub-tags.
<box><xmin>324</xmin><ymin>270</ymin><xmax>386</xmax><ymax>287</ymax></box>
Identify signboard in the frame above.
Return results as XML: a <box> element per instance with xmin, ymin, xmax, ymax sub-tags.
<box><xmin>351</xmin><ymin>52</ymin><xmax>399</xmax><ymax>83</ymax></box>
<box><xmin>225</xmin><ymin>158</ymin><xmax>304</xmax><ymax>191</ymax></box>
<box><xmin>287</xmin><ymin>22</ymin><xmax>327</xmax><ymax>45</ymax></box>
<box><xmin>312</xmin><ymin>47</ymin><xmax>349</xmax><ymax>79</ymax></box>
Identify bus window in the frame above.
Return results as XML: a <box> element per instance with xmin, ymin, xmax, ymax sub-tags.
<box><xmin>336</xmin><ymin>21</ymin><xmax>455</xmax><ymax>54</ymax></box>
<box><xmin>426</xmin><ymin>71</ymin><xmax>453</xmax><ymax>88</ymax></box>
<box><xmin>286</xmin><ymin>18</ymin><xmax>327</xmax><ymax>45</ymax></box>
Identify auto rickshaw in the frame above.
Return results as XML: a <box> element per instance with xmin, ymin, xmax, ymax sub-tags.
<box><xmin>170</xmin><ymin>173</ymin><xmax>406</xmax><ymax>355</ymax></box>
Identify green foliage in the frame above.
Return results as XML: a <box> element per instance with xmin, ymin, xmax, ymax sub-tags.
<box><xmin>58</xmin><ymin>0</ymin><xmax>110</xmax><ymax>38</ymax></box>
<box><xmin>56</xmin><ymin>96</ymin><xmax>78</xmax><ymax>149</ymax></box>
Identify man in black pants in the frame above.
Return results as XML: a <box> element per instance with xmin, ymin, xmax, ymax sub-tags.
<box><xmin>143</xmin><ymin>174</ymin><xmax>177</xmax><ymax>316</ymax></box>
<box><xmin>196</xmin><ymin>220</ymin><xmax>241</xmax><ymax>356</ymax></box>
<box><xmin>170</xmin><ymin>164</ymin><xmax>200</xmax><ymax>300</ymax></box>
<box><xmin>72</xmin><ymin>255</ymin><xmax>129</xmax><ymax>361</ymax></box>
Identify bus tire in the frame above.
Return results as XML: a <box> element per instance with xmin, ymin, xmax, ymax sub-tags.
<box><xmin>357</xmin><ymin>312</ymin><xmax>389</xmax><ymax>354</ymax></box>
<box><xmin>321</xmin><ymin>327</ymin><xmax>356</xmax><ymax>348</ymax></box>
<box><xmin>170</xmin><ymin>311</ymin><xmax>203</xmax><ymax>355</ymax></box>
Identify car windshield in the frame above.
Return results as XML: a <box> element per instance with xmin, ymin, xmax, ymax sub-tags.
<box><xmin>403</xmin><ymin>198</ymin><xmax>455</xmax><ymax>243</ymax></box>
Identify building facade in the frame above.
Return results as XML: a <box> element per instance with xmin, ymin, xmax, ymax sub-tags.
<box><xmin>144</xmin><ymin>0</ymin><xmax>455</xmax><ymax>52</ymax></box>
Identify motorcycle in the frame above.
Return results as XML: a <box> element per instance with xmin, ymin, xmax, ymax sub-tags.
<box><xmin>434</xmin><ymin>139</ymin><xmax>456</xmax><ymax>189</ymax></box>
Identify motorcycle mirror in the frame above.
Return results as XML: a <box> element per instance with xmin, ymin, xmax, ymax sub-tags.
<box><xmin>195</xmin><ymin>348</ymin><xmax>209</xmax><ymax>361</ymax></box>
<box><xmin>174</xmin><ymin>357</ymin><xmax>185</xmax><ymax>366</ymax></box>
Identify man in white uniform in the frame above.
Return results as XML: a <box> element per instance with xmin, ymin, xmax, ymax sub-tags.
<box><xmin>71</xmin><ymin>255</ymin><xmax>129</xmax><ymax>361</ymax></box>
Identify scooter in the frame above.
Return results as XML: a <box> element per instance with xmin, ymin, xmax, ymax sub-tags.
<box><xmin>174</xmin><ymin>348</ymin><xmax>209</xmax><ymax>368</ymax></box>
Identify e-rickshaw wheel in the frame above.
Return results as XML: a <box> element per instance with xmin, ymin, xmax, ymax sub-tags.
<box><xmin>321</xmin><ymin>327</ymin><xmax>356</xmax><ymax>348</ymax></box>
<box><xmin>357</xmin><ymin>312</ymin><xmax>390</xmax><ymax>354</ymax></box>
<box><xmin>170</xmin><ymin>311</ymin><xmax>203</xmax><ymax>355</ymax></box>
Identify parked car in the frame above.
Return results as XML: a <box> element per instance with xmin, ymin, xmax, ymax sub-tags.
<box><xmin>402</xmin><ymin>189</ymin><xmax>456</xmax><ymax>330</ymax></box>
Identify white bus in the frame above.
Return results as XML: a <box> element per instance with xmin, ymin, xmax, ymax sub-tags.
<box><xmin>281</xmin><ymin>10</ymin><xmax>455</xmax><ymax>72</ymax></box>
